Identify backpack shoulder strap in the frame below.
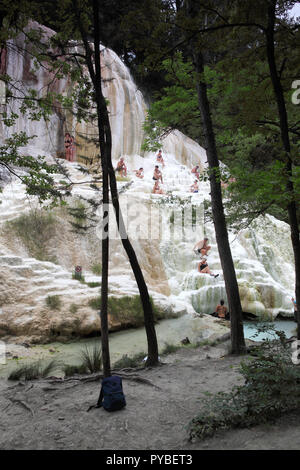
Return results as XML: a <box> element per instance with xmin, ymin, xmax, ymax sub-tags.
<box><xmin>86</xmin><ymin>384</ymin><xmax>103</xmax><ymax>412</ymax></box>
<box><xmin>96</xmin><ymin>384</ymin><xmax>104</xmax><ymax>408</ymax></box>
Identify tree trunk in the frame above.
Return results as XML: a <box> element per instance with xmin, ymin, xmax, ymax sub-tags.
<box><xmin>93</xmin><ymin>0</ymin><xmax>111</xmax><ymax>377</ymax></box>
<box><xmin>185</xmin><ymin>0</ymin><xmax>246</xmax><ymax>353</ymax></box>
<box><xmin>266</xmin><ymin>1</ymin><xmax>300</xmax><ymax>339</ymax></box>
<box><xmin>108</xmin><ymin>165</ymin><xmax>159</xmax><ymax>366</ymax></box>
<box><xmin>90</xmin><ymin>0</ymin><xmax>159</xmax><ymax>367</ymax></box>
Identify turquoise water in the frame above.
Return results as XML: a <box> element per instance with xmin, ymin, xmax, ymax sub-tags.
<box><xmin>243</xmin><ymin>320</ymin><xmax>296</xmax><ymax>342</ymax></box>
<box><xmin>0</xmin><ymin>317</ymin><xmax>296</xmax><ymax>378</ymax></box>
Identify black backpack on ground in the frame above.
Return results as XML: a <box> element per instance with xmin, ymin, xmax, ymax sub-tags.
<box><xmin>96</xmin><ymin>375</ymin><xmax>126</xmax><ymax>412</ymax></box>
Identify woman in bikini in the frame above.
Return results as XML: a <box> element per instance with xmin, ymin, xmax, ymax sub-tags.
<box><xmin>64</xmin><ymin>133</ymin><xmax>72</xmax><ymax>161</ymax></box>
<box><xmin>156</xmin><ymin>150</ymin><xmax>165</xmax><ymax>168</ymax></box>
<box><xmin>198</xmin><ymin>259</ymin><xmax>219</xmax><ymax>278</ymax></box>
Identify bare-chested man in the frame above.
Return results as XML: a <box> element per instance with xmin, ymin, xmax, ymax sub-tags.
<box><xmin>190</xmin><ymin>180</ymin><xmax>199</xmax><ymax>193</ymax></box>
<box><xmin>193</xmin><ymin>237</ymin><xmax>211</xmax><ymax>256</ymax></box>
<box><xmin>116</xmin><ymin>157</ymin><xmax>127</xmax><ymax>177</ymax></box>
<box><xmin>191</xmin><ymin>165</ymin><xmax>200</xmax><ymax>180</ymax></box>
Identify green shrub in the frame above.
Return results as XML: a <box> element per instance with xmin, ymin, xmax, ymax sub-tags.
<box><xmin>46</xmin><ymin>295</ymin><xmax>62</xmax><ymax>310</ymax></box>
<box><xmin>113</xmin><ymin>352</ymin><xmax>146</xmax><ymax>369</ymax></box>
<box><xmin>91</xmin><ymin>263</ymin><xmax>102</xmax><ymax>275</ymax></box>
<box><xmin>87</xmin><ymin>282</ymin><xmax>101</xmax><ymax>288</ymax></box>
<box><xmin>79</xmin><ymin>344</ymin><xmax>102</xmax><ymax>373</ymax></box>
<box><xmin>188</xmin><ymin>327</ymin><xmax>300</xmax><ymax>441</ymax></box>
<box><xmin>63</xmin><ymin>364</ymin><xmax>88</xmax><ymax>376</ymax></box>
<box><xmin>8</xmin><ymin>359</ymin><xmax>59</xmax><ymax>381</ymax></box>
<box><xmin>6</xmin><ymin>210</ymin><xmax>57</xmax><ymax>262</ymax></box>
<box><xmin>69</xmin><ymin>303</ymin><xmax>79</xmax><ymax>314</ymax></box>
<box><xmin>88</xmin><ymin>295</ymin><xmax>166</xmax><ymax>327</ymax></box>
<box><xmin>72</xmin><ymin>272</ymin><xmax>85</xmax><ymax>283</ymax></box>
<box><xmin>161</xmin><ymin>342</ymin><xmax>181</xmax><ymax>355</ymax></box>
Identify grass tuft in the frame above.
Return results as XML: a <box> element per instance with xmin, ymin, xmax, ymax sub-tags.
<box><xmin>8</xmin><ymin>359</ymin><xmax>59</xmax><ymax>381</ymax></box>
<box><xmin>46</xmin><ymin>295</ymin><xmax>62</xmax><ymax>310</ymax></box>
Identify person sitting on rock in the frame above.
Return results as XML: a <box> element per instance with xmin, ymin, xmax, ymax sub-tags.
<box><xmin>214</xmin><ymin>300</ymin><xmax>229</xmax><ymax>319</ymax></box>
<box><xmin>156</xmin><ymin>150</ymin><xmax>165</xmax><ymax>168</ymax></box>
<box><xmin>134</xmin><ymin>168</ymin><xmax>144</xmax><ymax>179</ymax></box>
<box><xmin>153</xmin><ymin>165</ymin><xmax>163</xmax><ymax>183</ymax></box>
<box><xmin>198</xmin><ymin>259</ymin><xmax>219</xmax><ymax>278</ymax></box>
<box><xmin>190</xmin><ymin>180</ymin><xmax>199</xmax><ymax>193</ymax></box>
<box><xmin>191</xmin><ymin>165</ymin><xmax>200</xmax><ymax>179</ymax></box>
<box><xmin>116</xmin><ymin>157</ymin><xmax>127</xmax><ymax>177</ymax></box>
<box><xmin>193</xmin><ymin>237</ymin><xmax>211</xmax><ymax>256</ymax></box>
<box><xmin>152</xmin><ymin>180</ymin><xmax>164</xmax><ymax>194</ymax></box>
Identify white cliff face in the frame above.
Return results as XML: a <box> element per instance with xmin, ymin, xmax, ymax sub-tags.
<box><xmin>0</xmin><ymin>25</ymin><xmax>295</xmax><ymax>342</ymax></box>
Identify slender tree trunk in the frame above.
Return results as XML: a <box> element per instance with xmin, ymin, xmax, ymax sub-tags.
<box><xmin>90</xmin><ymin>0</ymin><xmax>159</xmax><ymax>367</ymax></box>
<box><xmin>193</xmin><ymin>50</ymin><xmax>245</xmax><ymax>353</ymax></box>
<box><xmin>108</xmin><ymin>165</ymin><xmax>159</xmax><ymax>366</ymax></box>
<box><xmin>185</xmin><ymin>0</ymin><xmax>245</xmax><ymax>353</ymax></box>
<box><xmin>266</xmin><ymin>1</ymin><xmax>300</xmax><ymax>339</ymax></box>
<box><xmin>93</xmin><ymin>0</ymin><xmax>111</xmax><ymax>376</ymax></box>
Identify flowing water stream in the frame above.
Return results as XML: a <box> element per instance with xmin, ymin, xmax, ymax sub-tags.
<box><xmin>0</xmin><ymin>316</ymin><xmax>296</xmax><ymax>379</ymax></box>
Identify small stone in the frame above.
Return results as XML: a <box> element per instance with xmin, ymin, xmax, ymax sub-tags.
<box><xmin>58</xmin><ymin>417</ymin><xmax>65</xmax><ymax>421</ymax></box>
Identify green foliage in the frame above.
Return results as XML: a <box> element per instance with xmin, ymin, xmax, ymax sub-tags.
<box><xmin>188</xmin><ymin>327</ymin><xmax>300</xmax><ymax>441</ymax></box>
<box><xmin>91</xmin><ymin>263</ymin><xmax>102</xmax><ymax>275</ymax></box>
<box><xmin>0</xmin><ymin>133</ymin><xmax>61</xmax><ymax>203</ymax></box>
<box><xmin>113</xmin><ymin>352</ymin><xmax>146</xmax><ymax>369</ymax></box>
<box><xmin>6</xmin><ymin>209</ymin><xmax>58</xmax><ymax>262</ymax></box>
<box><xmin>46</xmin><ymin>295</ymin><xmax>62</xmax><ymax>310</ymax></box>
<box><xmin>87</xmin><ymin>282</ymin><xmax>101</xmax><ymax>288</ymax></box>
<box><xmin>8</xmin><ymin>359</ymin><xmax>60</xmax><ymax>381</ymax></box>
<box><xmin>88</xmin><ymin>295</ymin><xmax>166</xmax><ymax>327</ymax></box>
<box><xmin>161</xmin><ymin>342</ymin><xmax>180</xmax><ymax>355</ymax></box>
<box><xmin>72</xmin><ymin>272</ymin><xmax>86</xmax><ymax>283</ymax></box>
<box><xmin>142</xmin><ymin>53</ymin><xmax>200</xmax><ymax>152</ymax></box>
<box><xmin>79</xmin><ymin>344</ymin><xmax>102</xmax><ymax>373</ymax></box>
<box><xmin>67</xmin><ymin>200</ymin><xmax>97</xmax><ymax>233</ymax></box>
<box><xmin>69</xmin><ymin>303</ymin><xmax>79</xmax><ymax>314</ymax></box>
<box><xmin>63</xmin><ymin>363</ymin><xmax>88</xmax><ymax>376</ymax></box>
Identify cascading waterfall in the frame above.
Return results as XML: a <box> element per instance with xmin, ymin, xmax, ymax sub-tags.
<box><xmin>0</xmin><ymin>22</ymin><xmax>295</xmax><ymax>342</ymax></box>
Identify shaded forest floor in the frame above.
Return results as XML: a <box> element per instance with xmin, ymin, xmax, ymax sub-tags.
<box><xmin>0</xmin><ymin>340</ymin><xmax>299</xmax><ymax>450</ymax></box>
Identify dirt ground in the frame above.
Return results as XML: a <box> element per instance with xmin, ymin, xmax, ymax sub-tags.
<box><xmin>0</xmin><ymin>340</ymin><xmax>299</xmax><ymax>451</ymax></box>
